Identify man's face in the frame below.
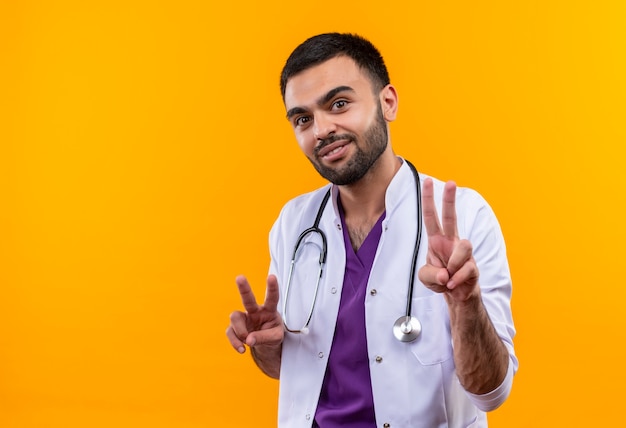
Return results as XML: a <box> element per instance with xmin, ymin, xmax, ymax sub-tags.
<box><xmin>283</xmin><ymin>56</ymin><xmax>389</xmax><ymax>185</ymax></box>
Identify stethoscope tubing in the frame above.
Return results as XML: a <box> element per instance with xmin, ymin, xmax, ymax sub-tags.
<box><xmin>283</xmin><ymin>190</ymin><xmax>330</xmax><ymax>334</ymax></box>
<box><xmin>283</xmin><ymin>160</ymin><xmax>422</xmax><ymax>341</ymax></box>
<box><xmin>404</xmin><ymin>160</ymin><xmax>422</xmax><ymax>322</ymax></box>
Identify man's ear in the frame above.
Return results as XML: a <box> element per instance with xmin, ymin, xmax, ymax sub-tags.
<box><xmin>380</xmin><ymin>84</ymin><xmax>399</xmax><ymax>122</ymax></box>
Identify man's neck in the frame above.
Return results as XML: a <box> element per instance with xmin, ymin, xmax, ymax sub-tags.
<box><xmin>338</xmin><ymin>151</ymin><xmax>401</xmax><ymax>218</ymax></box>
<box><xmin>337</xmin><ymin>152</ymin><xmax>402</xmax><ymax>250</ymax></box>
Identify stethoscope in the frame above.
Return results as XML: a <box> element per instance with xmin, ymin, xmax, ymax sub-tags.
<box><xmin>283</xmin><ymin>160</ymin><xmax>423</xmax><ymax>343</ymax></box>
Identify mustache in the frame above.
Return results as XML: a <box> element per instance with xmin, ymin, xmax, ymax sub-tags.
<box><xmin>314</xmin><ymin>133</ymin><xmax>355</xmax><ymax>155</ymax></box>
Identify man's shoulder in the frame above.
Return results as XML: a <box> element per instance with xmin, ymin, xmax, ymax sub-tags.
<box><xmin>279</xmin><ymin>185</ymin><xmax>333</xmax><ymax>216</ymax></box>
<box><xmin>269</xmin><ymin>184</ymin><xmax>333</xmax><ymax>242</ymax></box>
<box><xmin>420</xmin><ymin>172</ymin><xmax>488</xmax><ymax>208</ymax></box>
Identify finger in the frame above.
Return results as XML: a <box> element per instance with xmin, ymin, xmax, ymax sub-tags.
<box><xmin>229</xmin><ymin>310</ymin><xmax>250</xmax><ymax>342</ymax></box>
<box><xmin>445</xmin><ymin>239</ymin><xmax>473</xmax><ymax>277</ymax></box>
<box><xmin>248</xmin><ymin>325</ymin><xmax>284</xmax><ymax>348</ymax></box>
<box><xmin>263</xmin><ymin>274</ymin><xmax>280</xmax><ymax>313</ymax></box>
<box><xmin>446</xmin><ymin>260</ymin><xmax>479</xmax><ymax>291</ymax></box>
<box><xmin>441</xmin><ymin>181</ymin><xmax>458</xmax><ymax>238</ymax></box>
<box><xmin>236</xmin><ymin>275</ymin><xmax>260</xmax><ymax>314</ymax></box>
<box><xmin>418</xmin><ymin>264</ymin><xmax>450</xmax><ymax>288</ymax></box>
<box><xmin>421</xmin><ymin>178</ymin><xmax>442</xmax><ymax>237</ymax></box>
<box><xmin>225</xmin><ymin>323</ymin><xmax>247</xmax><ymax>354</ymax></box>
<box><xmin>446</xmin><ymin>241</ymin><xmax>478</xmax><ymax>290</ymax></box>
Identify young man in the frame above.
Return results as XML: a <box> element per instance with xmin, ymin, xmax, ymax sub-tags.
<box><xmin>226</xmin><ymin>33</ymin><xmax>517</xmax><ymax>427</ymax></box>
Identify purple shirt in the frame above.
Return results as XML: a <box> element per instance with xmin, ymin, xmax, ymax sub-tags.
<box><xmin>314</xmin><ymin>200</ymin><xmax>385</xmax><ymax>427</ymax></box>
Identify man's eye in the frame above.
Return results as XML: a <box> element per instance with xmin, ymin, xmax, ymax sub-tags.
<box><xmin>332</xmin><ymin>100</ymin><xmax>348</xmax><ymax>109</ymax></box>
<box><xmin>295</xmin><ymin>116</ymin><xmax>311</xmax><ymax>126</ymax></box>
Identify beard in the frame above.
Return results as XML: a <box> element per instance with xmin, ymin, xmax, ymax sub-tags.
<box><xmin>309</xmin><ymin>104</ymin><xmax>388</xmax><ymax>186</ymax></box>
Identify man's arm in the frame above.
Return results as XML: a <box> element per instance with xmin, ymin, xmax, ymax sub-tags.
<box><xmin>250</xmin><ymin>343</ymin><xmax>282</xmax><ymax>379</ymax></box>
<box><xmin>446</xmin><ymin>291</ymin><xmax>509</xmax><ymax>394</ymax></box>
<box><xmin>418</xmin><ymin>179</ymin><xmax>512</xmax><ymax>403</ymax></box>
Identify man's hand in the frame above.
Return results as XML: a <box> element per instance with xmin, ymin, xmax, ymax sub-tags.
<box><xmin>418</xmin><ymin>178</ymin><xmax>480</xmax><ymax>303</ymax></box>
<box><xmin>225</xmin><ymin>274</ymin><xmax>284</xmax><ymax>378</ymax></box>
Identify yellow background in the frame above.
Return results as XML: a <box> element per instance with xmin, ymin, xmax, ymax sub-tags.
<box><xmin>1</xmin><ymin>0</ymin><xmax>625</xmax><ymax>426</ymax></box>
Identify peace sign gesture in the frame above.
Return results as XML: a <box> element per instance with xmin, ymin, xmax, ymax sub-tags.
<box><xmin>226</xmin><ymin>274</ymin><xmax>284</xmax><ymax>378</ymax></box>
<box><xmin>417</xmin><ymin>179</ymin><xmax>480</xmax><ymax>303</ymax></box>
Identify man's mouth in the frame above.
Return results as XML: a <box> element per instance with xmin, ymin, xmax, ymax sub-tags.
<box><xmin>317</xmin><ymin>141</ymin><xmax>347</xmax><ymax>158</ymax></box>
<box><xmin>315</xmin><ymin>135</ymin><xmax>353</xmax><ymax>159</ymax></box>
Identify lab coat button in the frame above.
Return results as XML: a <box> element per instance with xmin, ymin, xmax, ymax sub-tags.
<box><xmin>336</xmin><ymin>223</ymin><xmax>342</xmax><ymax>230</ymax></box>
<box><xmin>370</xmin><ymin>289</ymin><xmax>377</xmax><ymax>296</ymax></box>
<box><xmin>331</xmin><ymin>287</ymin><xmax>337</xmax><ymax>294</ymax></box>
<box><xmin>306</xmin><ymin>414</ymin><xmax>311</xmax><ymax>420</ymax></box>
<box><xmin>383</xmin><ymin>423</ymin><xmax>390</xmax><ymax>428</ymax></box>
<box><xmin>318</xmin><ymin>352</ymin><xmax>324</xmax><ymax>359</ymax></box>
<box><xmin>375</xmin><ymin>356</ymin><xmax>383</xmax><ymax>363</ymax></box>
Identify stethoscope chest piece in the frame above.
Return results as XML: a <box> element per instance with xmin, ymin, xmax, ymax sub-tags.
<box><xmin>393</xmin><ymin>315</ymin><xmax>422</xmax><ymax>342</ymax></box>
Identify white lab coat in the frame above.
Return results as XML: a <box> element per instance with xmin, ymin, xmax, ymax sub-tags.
<box><xmin>269</xmin><ymin>160</ymin><xmax>517</xmax><ymax>428</ymax></box>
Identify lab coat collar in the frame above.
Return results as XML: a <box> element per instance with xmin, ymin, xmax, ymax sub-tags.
<box><xmin>327</xmin><ymin>157</ymin><xmax>417</xmax><ymax>221</ymax></box>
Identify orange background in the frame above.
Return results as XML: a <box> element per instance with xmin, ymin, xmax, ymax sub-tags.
<box><xmin>1</xmin><ymin>0</ymin><xmax>625</xmax><ymax>426</ymax></box>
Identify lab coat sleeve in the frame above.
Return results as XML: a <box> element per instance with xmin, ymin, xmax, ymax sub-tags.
<box><xmin>467</xmin><ymin>356</ymin><xmax>515</xmax><ymax>412</ymax></box>
<box><xmin>268</xmin><ymin>205</ymin><xmax>288</xmax><ymax>310</ymax></box>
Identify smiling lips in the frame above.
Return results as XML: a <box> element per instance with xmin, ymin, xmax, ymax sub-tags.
<box><xmin>316</xmin><ymin>138</ymin><xmax>352</xmax><ymax>161</ymax></box>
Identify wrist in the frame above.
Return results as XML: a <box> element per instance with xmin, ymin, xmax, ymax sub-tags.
<box><xmin>445</xmin><ymin>287</ymin><xmax>481</xmax><ymax>309</ymax></box>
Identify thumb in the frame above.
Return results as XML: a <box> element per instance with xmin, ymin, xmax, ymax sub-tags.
<box><xmin>418</xmin><ymin>264</ymin><xmax>450</xmax><ymax>287</ymax></box>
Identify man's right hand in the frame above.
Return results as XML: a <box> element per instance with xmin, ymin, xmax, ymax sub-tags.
<box><xmin>226</xmin><ymin>274</ymin><xmax>284</xmax><ymax>378</ymax></box>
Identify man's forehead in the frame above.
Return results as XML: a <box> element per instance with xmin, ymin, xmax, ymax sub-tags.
<box><xmin>283</xmin><ymin>56</ymin><xmax>371</xmax><ymax>106</ymax></box>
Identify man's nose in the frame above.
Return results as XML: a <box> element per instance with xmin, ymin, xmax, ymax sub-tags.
<box><xmin>313</xmin><ymin>113</ymin><xmax>336</xmax><ymax>141</ymax></box>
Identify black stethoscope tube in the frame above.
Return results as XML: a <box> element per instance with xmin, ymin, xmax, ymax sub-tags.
<box><xmin>404</xmin><ymin>161</ymin><xmax>422</xmax><ymax>325</ymax></box>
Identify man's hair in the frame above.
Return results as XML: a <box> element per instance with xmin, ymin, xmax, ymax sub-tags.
<box><xmin>280</xmin><ymin>33</ymin><xmax>390</xmax><ymax>99</ymax></box>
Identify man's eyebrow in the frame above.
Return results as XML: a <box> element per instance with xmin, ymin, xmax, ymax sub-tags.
<box><xmin>286</xmin><ymin>107</ymin><xmax>307</xmax><ymax>120</ymax></box>
<box><xmin>285</xmin><ymin>85</ymin><xmax>355</xmax><ymax>120</ymax></box>
<box><xmin>318</xmin><ymin>85</ymin><xmax>354</xmax><ymax>106</ymax></box>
